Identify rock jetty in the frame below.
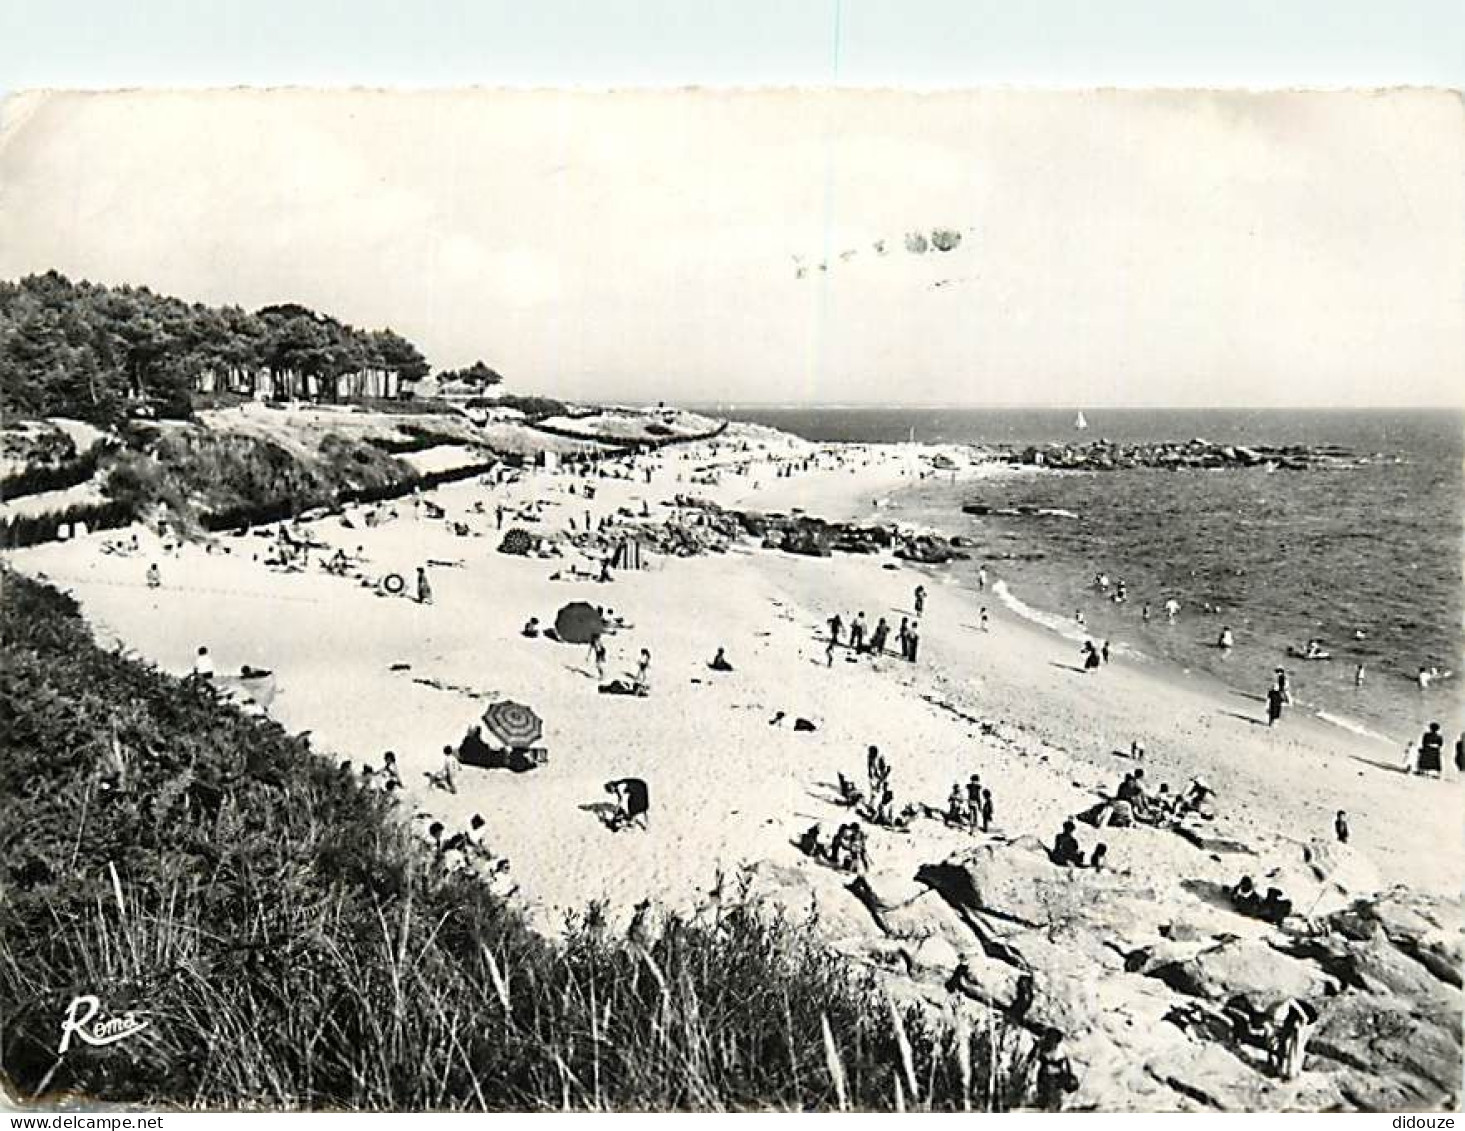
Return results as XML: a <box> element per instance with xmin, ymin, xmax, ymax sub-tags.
<box><xmin>995</xmin><ymin>438</ymin><xmax>1353</xmax><ymax>473</ymax></box>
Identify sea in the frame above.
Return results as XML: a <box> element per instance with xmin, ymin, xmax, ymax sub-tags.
<box><xmin>707</xmin><ymin>406</ymin><xmax>1464</xmax><ymax>743</ymax></box>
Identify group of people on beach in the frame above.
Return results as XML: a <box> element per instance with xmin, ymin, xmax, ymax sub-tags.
<box><xmin>825</xmin><ymin>584</ymin><xmax>932</xmax><ymax>667</ymax></box>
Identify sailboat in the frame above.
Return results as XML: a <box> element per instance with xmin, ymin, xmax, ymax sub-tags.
<box><xmin>1074</xmin><ymin>411</ymin><xmax>1088</xmax><ymax>431</ymax></box>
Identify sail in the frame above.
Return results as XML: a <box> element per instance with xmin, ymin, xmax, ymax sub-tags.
<box><xmin>1075</xmin><ymin>411</ymin><xmax>1088</xmax><ymax>430</ymax></box>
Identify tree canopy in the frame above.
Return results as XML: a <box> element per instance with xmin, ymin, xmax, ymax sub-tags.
<box><xmin>0</xmin><ymin>272</ymin><xmax>432</xmax><ymax>425</ymax></box>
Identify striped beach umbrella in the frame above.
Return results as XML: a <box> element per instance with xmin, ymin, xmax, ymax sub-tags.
<box><xmin>482</xmin><ymin>700</ymin><xmax>543</xmax><ymax>750</ymax></box>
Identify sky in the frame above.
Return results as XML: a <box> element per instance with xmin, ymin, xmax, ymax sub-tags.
<box><xmin>0</xmin><ymin>4</ymin><xmax>1461</xmax><ymax>408</ymax></box>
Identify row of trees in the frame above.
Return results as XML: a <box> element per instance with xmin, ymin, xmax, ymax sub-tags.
<box><xmin>0</xmin><ymin>272</ymin><xmax>432</xmax><ymax>425</ymax></box>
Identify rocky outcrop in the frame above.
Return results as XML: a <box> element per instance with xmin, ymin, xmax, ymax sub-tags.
<box><xmin>990</xmin><ymin>438</ymin><xmax>1354</xmax><ymax>473</ymax></box>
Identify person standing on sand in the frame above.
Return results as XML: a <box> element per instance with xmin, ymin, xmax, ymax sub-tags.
<box><xmin>980</xmin><ymin>787</ymin><xmax>994</xmax><ymax>833</ymax></box>
<box><xmin>828</xmin><ymin>614</ymin><xmax>843</xmax><ymax>647</ymax></box>
<box><xmin>416</xmin><ymin>566</ymin><xmax>433</xmax><ymax>606</ymax></box>
<box><xmin>1266</xmin><ymin>684</ymin><xmax>1285</xmax><ymax>727</ymax></box>
<box><xmin>907</xmin><ymin>622</ymin><xmax>920</xmax><ymax>664</ymax></box>
<box><xmin>850</xmin><ymin>612</ymin><xmax>866</xmax><ymax>653</ymax></box>
<box><xmin>897</xmin><ymin>618</ymin><xmax>911</xmax><ymax>660</ymax></box>
<box><xmin>146</xmin><ymin>562</ymin><xmax>161</xmax><ymax>589</ymax></box>
<box><xmin>589</xmin><ymin>635</ymin><xmax>608</xmax><ymax>683</ymax></box>
<box><xmin>1275</xmin><ymin>667</ymin><xmax>1293</xmax><ymax>705</ymax></box>
<box><xmin>1334</xmin><ymin>810</ymin><xmax>1350</xmax><ymax>844</ymax></box>
<box><xmin>1456</xmin><ymin>732</ymin><xmax>1464</xmax><ymax>774</ymax></box>
<box><xmin>635</xmin><ymin>648</ymin><xmax>651</xmax><ymax>692</ymax></box>
<box><xmin>1415</xmin><ymin>722</ymin><xmax>1444</xmax><ymax>776</ymax></box>
<box><xmin>914</xmin><ymin>585</ymin><xmax>926</xmax><ymax>617</ymax></box>
<box><xmin>1101</xmin><ymin>640</ymin><xmax>1111</xmax><ymax>664</ymax></box>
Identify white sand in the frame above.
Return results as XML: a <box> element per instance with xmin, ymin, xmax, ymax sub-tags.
<box><xmin>11</xmin><ymin>428</ymin><xmax>1462</xmax><ymax>940</ymax></box>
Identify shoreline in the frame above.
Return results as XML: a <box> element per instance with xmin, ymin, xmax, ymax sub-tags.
<box><xmin>858</xmin><ymin>459</ymin><xmax>1458</xmax><ymax>750</ymax></box>
<box><xmin>8</xmin><ymin>422</ymin><xmax>1462</xmax><ymax>1111</ymax></box>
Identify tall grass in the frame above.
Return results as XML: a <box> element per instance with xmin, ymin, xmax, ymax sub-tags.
<box><xmin>0</xmin><ymin>571</ymin><xmax>1025</xmax><ymax>1110</ymax></box>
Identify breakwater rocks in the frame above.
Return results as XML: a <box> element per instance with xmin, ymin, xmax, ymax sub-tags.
<box><xmin>668</xmin><ymin>495</ymin><xmax>969</xmax><ymax>563</ymax></box>
<box><xmin>994</xmin><ymin>439</ymin><xmax>1353</xmax><ymax>473</ymax></box>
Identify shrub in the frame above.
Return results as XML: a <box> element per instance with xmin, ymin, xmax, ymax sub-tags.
<box><xmin>0</xmin><ymin>571</ymin><xmax>1025</xmax><ymax>1111</ymax></box>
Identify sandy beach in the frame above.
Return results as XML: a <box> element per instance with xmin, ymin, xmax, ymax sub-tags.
<box><xmin>10</xmin><ymin>423</ymin><xmax>1462</xmax><ymax>1109</ymax></box>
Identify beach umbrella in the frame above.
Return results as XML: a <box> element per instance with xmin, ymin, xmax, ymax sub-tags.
<box><xmin>482</xmin><ymin>700</ymin><xmax>543</xmax><ymax>750</ymax></box>
<box><xmin>554</xmin><ymin>601</ymin><xmax>607</xmax><ymax>645</ymax></box>
<box><xmin>499</xmin><ymin>527</ymin><xmax>533</xmax><ymax>556</ymax></box>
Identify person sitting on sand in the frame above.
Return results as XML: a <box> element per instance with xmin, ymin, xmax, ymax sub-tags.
<box><xmin>1086</xmin><ymin>843</ymin><xmax>1109</xmax><ymax>871</ymax></box>
<box><xmin>837</xmin><ymin>773</ymin><xmax>863</xmax><ymax>808</ymax></box>
<box><xmin>796</xmin><ymin>823</ymin><xmax>824</xmax><ymax>859</ymax></box>
<box><xmin>146</xmin><ymin>562</ymin><xmax>162</xmax><ymax>589</ymax></box>
<box><xmin>1176</xmin><ymin>777</ymin><xmax>1215</xmax><ymax>819</ymax></box>
<box><xmin>522</xmin><ymin>617</ymin><xmax>540</xmax><ymax>638</ymax></box>
<box><xmin>1082</xmin><ymin>641</ymin><xmax>1101</xmax><ymax>671</ymax></box>
<box><xmin>828</xmin><ymin>824</ymin><xmax>853</xmax><ymax>870</ymax></box>
<box><xmin>604</xmin><ymin>777</ymin><xmax>650</xmax><ymax>831</ymax></box>
<box><xmin>1259</xmin><ymin>886</ymin><xmax>1293</xmax><ymax>925</ymax></box>
<box><xmin>873</xmin><ymin>785</ymin><xmax>896</xmax><ymax>826</ymax></box>
<box><xmin>1228</xmin><ymin>875</ymin><xmax>1261</xmax><ymax>914</ymax></box>
<box><xmin>463</xmin><ymin>814</ymin><xmax>492</xmax><ymax>860</ymax></box>
<box><xmin>947</xmin><ymin>784</ymin><xmax>970</xmax><ymax>828</ymax></box>
<box><xmin>192</xmin><ymin>646</ymin><xmax>215</xmax><ymax>679</ymax></box>
<box><xmin>708</xmin><ymin>647</ymin><xmax>733</xmax><ymax>672</ymax></box>
<box><xmin>1051</xmin><ymin>820</ymin><xmax>1083</xmax><ymax>867</ymax></box>
<box><xmin>425</xmin><ymin>745</ymin><xmax>459</xmax><ymax>794</ymax></box>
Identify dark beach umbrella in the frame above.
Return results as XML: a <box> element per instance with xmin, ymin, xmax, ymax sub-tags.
<box><xmin>554</xmin><ymin>601</ymin><xmax>607</xmax><ymax>645</ymax></box>
<box><xmin>499</xmin><ymin>527</ymin><xmax>533</xmax><ymax>555</ymax></box>
<box><xmin>481</xmin><ymin>700</ymin><xmax>543</xmax><ymax>749</ymax></box>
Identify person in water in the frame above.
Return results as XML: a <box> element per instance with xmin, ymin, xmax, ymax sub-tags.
<box><xmin>1218</xmin><ymin>626</ymin><xmax>1234</xmax><ymax>650</ymax></box>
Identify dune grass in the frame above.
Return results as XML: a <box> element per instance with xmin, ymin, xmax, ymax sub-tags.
<box><xmin>0</xmin><ymin>570</ymin><xmax>1026</xmax><ymax>1111</ymax></box>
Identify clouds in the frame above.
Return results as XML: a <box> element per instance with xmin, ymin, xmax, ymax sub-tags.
<box><xmin>1</xmin><ymin>88</ymin><xmax>1460</xmax><ymax>406</ymax></box>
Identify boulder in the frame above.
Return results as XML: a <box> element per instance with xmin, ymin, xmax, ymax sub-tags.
<box><xmin>1328</xmin><ymin>888</ymin><xmax>1463</xmax><ymax>989</ymax></box>
<box><xmin>1149</xmin><ymin>938</ymin><xmax>1336</xmax><ymax>1004</ymax></box>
